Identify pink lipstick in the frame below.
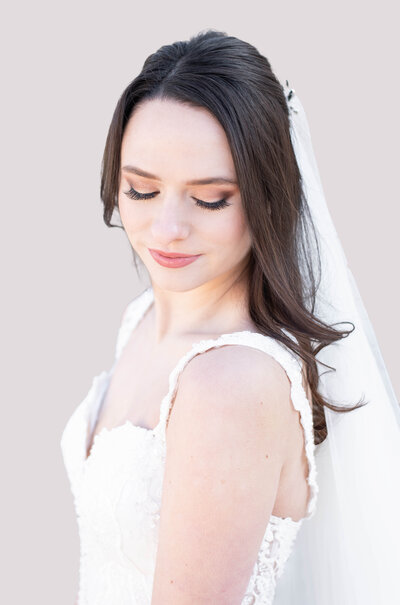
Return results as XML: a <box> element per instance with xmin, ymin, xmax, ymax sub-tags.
<box><xmin>148</xmin><ymin>248</ymin><xmax>202</xmax><ymax>268</ymax></box>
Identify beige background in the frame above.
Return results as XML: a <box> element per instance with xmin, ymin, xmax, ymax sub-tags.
<box><xmin>2</xmin><ymin>1</ymin><xmax>398</xmax><ymax>603</ymax></box>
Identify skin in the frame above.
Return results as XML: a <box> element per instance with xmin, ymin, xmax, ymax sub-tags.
<box><xmin>95</xmin><ymin>98</ymin><xmax>312</xmax><ymax>604</ymax></box>
<box><xmin>118</xmin><ymin>98</ymin><xmax>254</xmax><ymax>343</ymax></box>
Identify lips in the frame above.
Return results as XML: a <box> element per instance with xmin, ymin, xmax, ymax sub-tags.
<box><xmin>149</xmin><ymin>248</ymin><xmax>199</xmax><ymax>258</ymax></box>
<box><xmin>148</xmin><ymin>248</ymin><xmax>202</xmax><ymax>268</ymax></box>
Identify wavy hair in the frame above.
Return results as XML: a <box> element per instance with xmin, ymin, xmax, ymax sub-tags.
<box><xmin>100</xmin><ymin>29</ymin><xmax>367</xmax><ymax>444</ymax></box>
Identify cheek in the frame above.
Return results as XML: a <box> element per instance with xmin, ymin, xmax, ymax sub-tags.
<box><xmin>205</xmin><ymin>209</ymin><xmax>252</xmax><ymax>264</ymax></box>
<box><xmin>118</xmin><ymin>195</ymin><xmax>145</xmax><ymax>233</ymax></box>
<box><xmin>211</xmin><ymin>209</ymin><xmax>250</xmax><ymax>246</ymax></box>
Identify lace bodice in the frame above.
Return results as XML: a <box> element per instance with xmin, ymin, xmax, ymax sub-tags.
<box><xmin>60</xmin><ymin>286</ymin><xmax>318</xmax><ymax>605</ymax></box>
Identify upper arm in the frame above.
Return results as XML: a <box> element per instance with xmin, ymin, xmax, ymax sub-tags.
<box><xmin>151</xmin><ymin>345</ymin><xmax>292</xmax><ymax>605</ymax></box>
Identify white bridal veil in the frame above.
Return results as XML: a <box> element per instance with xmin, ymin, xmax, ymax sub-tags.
<box><xmin>273</xmin><ymin>82</ymin><xmax>400</xmax><ymax>604</ymax></box>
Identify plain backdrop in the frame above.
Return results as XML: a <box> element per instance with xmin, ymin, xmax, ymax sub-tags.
<box><xmin>1</xmin><ymin>1</ymin><xmax>398</xmax><ymax>603</ymax></box>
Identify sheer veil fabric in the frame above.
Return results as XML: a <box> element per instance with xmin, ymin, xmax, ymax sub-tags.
<box><xmin>274</xmin><ymin>83</ymin><xmax>400</xmax><ymax>604</ymax></box>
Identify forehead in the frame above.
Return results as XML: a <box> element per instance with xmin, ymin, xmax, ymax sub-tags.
<box><xmin>121</xmin><ymin>98</ymin><xmax>236</xmax><ymax>180</ymax></box>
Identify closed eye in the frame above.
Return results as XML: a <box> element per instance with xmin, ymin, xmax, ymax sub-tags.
<box><xmin>124</xmin><ymin>186</ymin><xmax>156</xmax><ymax>201</ymax></box>
<box><xmin>123</xmin><ymin>186</ymin><xmax>231</xmax><ymax>211</ymax></box>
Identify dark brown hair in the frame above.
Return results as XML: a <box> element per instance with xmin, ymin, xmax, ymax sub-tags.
<box><xmin>100</xmin><ymin>29</ymin><xmax>367</xmax><ymax>444</ymax></box>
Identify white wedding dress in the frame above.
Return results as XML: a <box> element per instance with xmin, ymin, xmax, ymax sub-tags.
<box><xmin>60</xmin><ymin>286</ymin><xmax>319</xmax><ymax>604</ymax></box>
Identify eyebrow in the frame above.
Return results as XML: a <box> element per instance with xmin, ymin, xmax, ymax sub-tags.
<box><xmin>121</xmin><ymin>165</ymin><xmax>238</xmax><ymax>186</ymax></box>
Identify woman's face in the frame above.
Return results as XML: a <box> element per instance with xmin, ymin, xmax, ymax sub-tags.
<box><xmin>118</xmin><ymin>98</ymin><xmax>252</xmax><ymax>292</ymax></box>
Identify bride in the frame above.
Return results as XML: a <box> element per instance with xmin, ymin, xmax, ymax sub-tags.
<box><xmin>61</xmin><ymin>29</ymin><xmax>400</xmax><ymax>604</ymax></box>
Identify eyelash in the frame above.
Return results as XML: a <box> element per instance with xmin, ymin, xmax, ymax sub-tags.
<box><xmin>123</xmin><ymin>186</ymin><xmax>230</xmax><ymax>211</ymax></box>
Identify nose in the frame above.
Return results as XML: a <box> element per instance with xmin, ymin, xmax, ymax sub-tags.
<box><xmin>150</xmin><ymin>195</ymin><xmax>191</xmax><ymax>244</ymax></box>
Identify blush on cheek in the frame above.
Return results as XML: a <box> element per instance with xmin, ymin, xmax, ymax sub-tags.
<box><xmin>219</xmin><ymin>214</ymin><xmax>250</xmax><ymax>245</ymax></box>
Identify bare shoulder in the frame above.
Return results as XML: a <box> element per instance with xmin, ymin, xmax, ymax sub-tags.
<box><xmin>168</xmin><ymin>342</ymin><xmax>294</xmax><ymax>433</ymax></box>
<box><xmin>165</xmin><ymin>342</ymin><xmax>296</xmax><ymax>470</ymax></box>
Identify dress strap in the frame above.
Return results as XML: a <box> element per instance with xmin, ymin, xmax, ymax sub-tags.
<box><xmin>114</xmin><ymin>287</ymin><xmax>154</xmax><ymax>361</ymax></box>
<box><xmin>157</xmin><ymin>330</ymin><xmax>319</xmax><ymax>520</ymax></box>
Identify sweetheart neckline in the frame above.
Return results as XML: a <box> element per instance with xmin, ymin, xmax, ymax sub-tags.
<box><xmin>84</xmin><ymin>398</ymin><xmax>161</xmax><ymax>461</ymax></box>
